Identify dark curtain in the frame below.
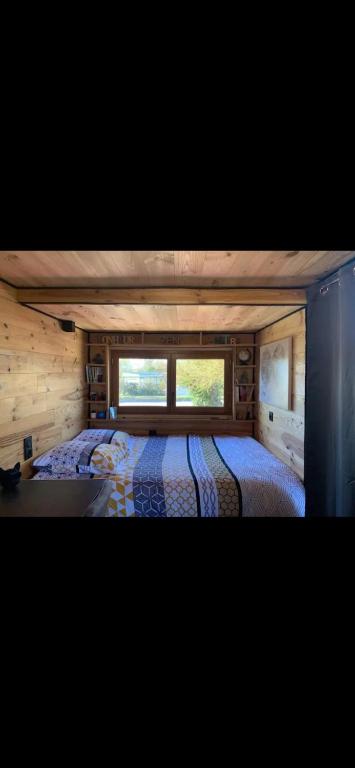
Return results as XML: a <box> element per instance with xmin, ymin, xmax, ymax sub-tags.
<box><xmin>305</xmin><ymin>259</ymin><xmax>355</xmax><ymax>516</ymax></box>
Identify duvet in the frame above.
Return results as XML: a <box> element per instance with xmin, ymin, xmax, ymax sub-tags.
<box><xmin>33</xmin><ymin>431</ymin><xmax>305</xmax><ymax>517</ymax></box>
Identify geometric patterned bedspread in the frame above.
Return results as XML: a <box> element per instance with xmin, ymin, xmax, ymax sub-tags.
<box><xmin>33</xmin><ymin>435</ymin><xmax>305</xmax><ymax>517</ymax></box>
<box><xmin>94</xmin><ymin>435</ymin><xmax>305</xmax><ymax>517</ymax></box>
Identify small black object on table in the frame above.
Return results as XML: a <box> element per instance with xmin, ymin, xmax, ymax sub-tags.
<box><xmin>0</xmin><ymin>462</ymin><xmax>21</xmax><ymax>490</ymax></box>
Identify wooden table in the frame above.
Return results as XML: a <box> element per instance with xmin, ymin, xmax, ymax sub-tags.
<box><xmin>0</xmin><ymin>479</ymin><xmax>112</xmax><ymax>517</ymax></box>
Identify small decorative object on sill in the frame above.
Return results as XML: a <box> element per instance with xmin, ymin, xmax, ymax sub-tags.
<box><xmin>96</xmin><ymin>411</ymin><xmax>106</xmax><ymax>420</ymax></box>
<box><xmin>91</xmin><ymin>393</ymin><xmax>97</xmax><ymax>401</ymax></box>
<box><xmin>0</xmin><ymin>462</ymin><xmax>21</xmax><ymax>491</ymax></box>
<box><xmin>91</xmin><ymin>412</ymin><xmax>97</xmax><ymax>419</ymax></box>
<box><xmin>109</xmin><ymin>406</ymin><xmax>118</xmax><ymax>419</ymax></box>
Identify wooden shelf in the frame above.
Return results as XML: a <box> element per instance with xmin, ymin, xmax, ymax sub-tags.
<box><xmin>87</xmin><ymin>418</ymin><xmax>109</xmax><ymax>423</ymax></box>
<box><xmin>86</xmin><ymin>400</ymin><xmax>107</xmax><ymax>404</ymax></box>
<box><xmin>87</xmin><ymin>363</ymin><xmax>106</xmax><ymax>367</ymax></box>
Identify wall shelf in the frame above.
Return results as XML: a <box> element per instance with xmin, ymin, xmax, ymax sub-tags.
<box><xmin>87</xmin><ymin>419</ymin><xmax>109</xmax><ymax>423</ymax></box>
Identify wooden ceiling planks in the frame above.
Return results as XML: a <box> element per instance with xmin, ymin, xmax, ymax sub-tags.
<box><xmin>0</xmin><ymin>250</ymin><xmax>353</xmax><ymax>288</ymax></box>
<box><xmin>27</xmin><ymin>303</ymin><xmax>303</xmax><ymax>332</ymax></box>
<box><xmin>2</xmin><ymin>250</ymin><xmax>352</xmax><ymax>333</ymax></box>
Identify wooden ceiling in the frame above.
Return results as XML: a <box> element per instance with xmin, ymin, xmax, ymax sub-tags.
<box><xmin>29</xmin><ymin>303</ymin><xmax>303</xmax><ymax>332</ymax></box>
<box><xmin>1</xmin><ymin>250</ymin><xmax>352</xmax><ymax>331</ymax></box>
<box><xmin>0</xmin><ymin>250</ymin><xmax>353</xmax><ymax>288</ymax></box>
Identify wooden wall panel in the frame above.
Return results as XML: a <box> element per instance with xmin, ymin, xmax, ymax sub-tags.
<box><xmin>0</xmin><ymin>288</ymin><xmax>88</xmax><ymax>471</ymax></box>
<box><xmin>255</xmin><ymin>309</ymin><xmax>305</xmax><ymax>480</ymax></box>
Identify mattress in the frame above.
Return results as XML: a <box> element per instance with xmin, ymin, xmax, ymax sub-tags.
<box><xmin>32</xmin><ymin>433</ymin><xmax>305</xmax><ymax>517</ymax></box>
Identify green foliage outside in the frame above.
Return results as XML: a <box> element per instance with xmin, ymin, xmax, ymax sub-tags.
<box><xmin>177</xmin><ymin>359</ymin><xmax>224</xmax><ymax>407</ymax></box>
<box><xmin>118</xmin><ymin>358</ymin><xmax>224</xmax><ymax>406</ymax></box>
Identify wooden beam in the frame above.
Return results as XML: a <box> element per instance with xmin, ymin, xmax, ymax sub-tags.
<box><xmin>18</xmin><ymin>287</ymin><xmax>307</xmax><ymax>305</ymax></box>
<box><xmin>0</xmin><ymin>280</ymin><xmax>18</xmax><ymax>302</ymax></box>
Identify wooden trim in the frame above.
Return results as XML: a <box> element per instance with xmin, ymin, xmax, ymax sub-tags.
<box><xmin>110</xmin><ymin>349</ymin><xmax>233</xmax><ymax>416</ymax></box>
<box><xmin>19</xmin><ymin>287</ymin><xmax>307</xmax><ymax>305</ymax></box>
<box><xmin>171</xmin><ymin>351</ymin><xmax>232</xmax><ymax>415</ymax></box>
<box><xmin>0</xmin><ymin>280</ymin><xmax>18</xmax><ymax>302</ymax></box>
<box><xmin>111</xmin><ymin>350</ymin><xmax>170</xmax><ymax>414</ymax></box>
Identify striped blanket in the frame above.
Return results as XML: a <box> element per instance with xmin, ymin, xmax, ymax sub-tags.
<box><xmin>102</xmin><ymin>435</ymin><xmax>242</xmax><ymax>517</ymax></box>
<box><xmin>98</xmin><ymin>435</ymin><xmax>305</xmax><ymax>517</ymax></box>
<box><xmin>33</xmin><ymin>433</ymin><xmax>305</xmax><ymax>517</ymax></box>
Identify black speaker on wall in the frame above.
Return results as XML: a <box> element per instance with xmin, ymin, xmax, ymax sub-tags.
<box><xmin>61</xmin><ymin>320</ymin><xmax>75</xmax><ymax>332</ymax></box>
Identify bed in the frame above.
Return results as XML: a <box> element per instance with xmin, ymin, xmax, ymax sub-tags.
<box><xmin>31</xmin><ymin>429</ymin><xmax>305</xmax><ymax>517</ymax></box>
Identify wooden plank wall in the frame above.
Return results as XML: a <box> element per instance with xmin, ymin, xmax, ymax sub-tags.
<box><xmin>255</xmin><ymin>309</ymin><xmax>305</xmax><ymax>480</ymax></box>
<box><xmin>0</xmin><ymin>284</ymin><xmax>88</xmax><ymax>474</ymax></box>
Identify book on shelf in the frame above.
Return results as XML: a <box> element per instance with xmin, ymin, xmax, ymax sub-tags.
<box><xmin>86</xmin><ymin>365</ymin><xmax>104</xmax><ymax>384</ymax></box>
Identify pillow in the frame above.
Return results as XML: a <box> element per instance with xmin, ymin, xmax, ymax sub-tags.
<box><xmin>32</xmin><ymin>440</ymin><xmax>102</xmax><ymax>474</ymax></box>
<box><xmin>33</xmin><ymin>435</ymin><xmax>130</xmax><ymax>475</ymax></box>
<box><xmin>110</xmin><ymin>431</ymin><xmax>130</xmax><ymax>453</ymax></box>
<box><xmin>78</xmin><ymin>442</ymin><xmax>127</xmax><ymax>476</ymax></box>
<box><xmin>33</xmin><ymin>470</ymin><xmax>91</xmax><ymax>480</ymax></box>
<box><xmin>73</xmin><ymin>429</ymin><xmax>116</xmax><ymax>444</ymax></box>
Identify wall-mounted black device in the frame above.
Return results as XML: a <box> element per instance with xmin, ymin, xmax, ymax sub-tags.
<box><xmin>269</xmin><ymin>411</ymin><xmax>274</xmax><ymax>422</ymax></box>
<box><xmin>61</xmin><ymin>320</ymin><xmax>75</xmax><ymax>332</ymax></box>
<box><xmin>24</xmin><ymin>435</ymin><xmax>33</xmax><ymax>460</ymax></box>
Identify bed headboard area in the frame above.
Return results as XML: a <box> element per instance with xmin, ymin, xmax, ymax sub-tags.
<box><xmin>0</xmin><ymin>281</ymin><xmax>88</xmax><ymax>472</ymax></box>
<box><xmin>85</xmin><ymin>330</ymin><xmax>257</xmax><ymax>438</ymax></box>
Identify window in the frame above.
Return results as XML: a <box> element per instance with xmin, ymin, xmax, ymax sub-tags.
<box><xmin>119</xmin><ymin>357</ymin><xmax>168</xmax><ymax>407</ymax></box>
<box><xmin>111</xmin><ymin>350</ymin><xmax>232</xmax><ymax>414</ymax></box>
<box><xmin>176</xmin><ymin>358</ymin><xmax>225</xmax><ymax>408</ymax></box>
<box><xmin>112</xmin><ymin>353</ymin><xmax>169</xmax><ymax>413</ymax></box>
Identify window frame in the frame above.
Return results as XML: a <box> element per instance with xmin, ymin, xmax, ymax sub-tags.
<box><xmin>111</xmin><ymin>351</ymin><xmax>170</xmax><ymax>414</ymax></box>
<box><xmin>171</xmin><ymin>351</ymin><xmax>232</xmax><ymax>415</ymax></box>
<box><xmin>110</xmin><ymin>349</ymin><xmax>233</xmax><ymax>415</ymax></box>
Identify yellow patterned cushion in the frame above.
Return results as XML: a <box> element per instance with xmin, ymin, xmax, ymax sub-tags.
<box><xmin>89</xmin><ymin>443</ymin><xmax>126</xmax><ymax>475</ymax></box>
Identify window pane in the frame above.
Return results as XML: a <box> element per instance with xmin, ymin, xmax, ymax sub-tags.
<box><xmin>176</xmin><ymin>359</ymin><xmax>225</xmax><ymax>407</ymax></box>
<box><xmin>119</xmin><ymin>358</ymin><xmax>168</xmax><ymax>407</ymax></box>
